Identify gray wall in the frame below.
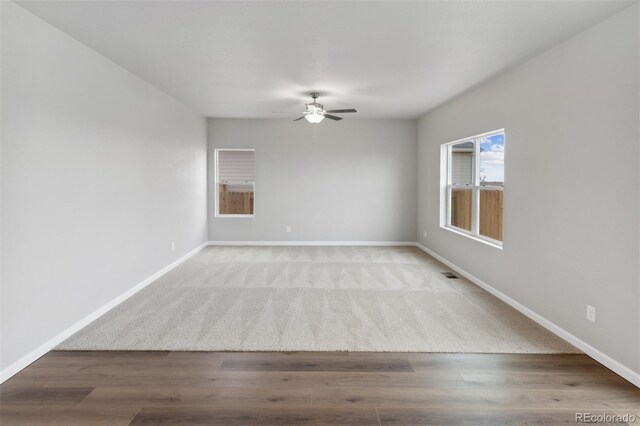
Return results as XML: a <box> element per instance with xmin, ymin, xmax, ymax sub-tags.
<box><xmin>208</xmin><ymin>119</ymin><xmax>417</xmax><ymax>242</ymax></box>
<box><xmin>1</xmin><ymin>2</ymin><xmax>208</xmax><ymax>371</ymax></box>
<box><xmin>417</xmin><ymin>5</ymin><xmax>639</xmax><ymax>374</ymax></box>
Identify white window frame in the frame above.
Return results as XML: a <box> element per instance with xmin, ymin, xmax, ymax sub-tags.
<box><xmin>441</xmin><ymin>129</ymin><xmax>504</xmax><ymax>249</ymax></box>
<box><xmin>214</xmin><ymin>148</ymin><xmax>255</xmax><ymax>218</ymax></box>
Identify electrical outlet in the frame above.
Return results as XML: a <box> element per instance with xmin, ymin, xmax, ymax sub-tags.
<box><xmin>423</xmin><ymin>230</ymin><xmax>427</xmax><ymax>238</ymax></box>
<box><xmin>170</xmin><ymin>242</ymin><xmax>175</xmax><ymax>252</ymax></box>
<box><xmin>586</xmin><ymin>305</ymin><xmax>596</xmax><ymax>323</ymax></box>
<box><xmin>286</xmin><ymin>226</ymin><xmax>291</xmax><ymax>233</ymax></box>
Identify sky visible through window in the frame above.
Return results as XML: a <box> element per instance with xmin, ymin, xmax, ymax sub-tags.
<box><xmin>479</xmin><ymin>133</ymin><xmax>504</xmax><ymax>184</ymax></box>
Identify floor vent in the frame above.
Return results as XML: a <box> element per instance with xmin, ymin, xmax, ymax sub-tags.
<box><xmin>441</xmin><ymin>272</ymin><xmax>458</xmax><ymax>279</ymax></box>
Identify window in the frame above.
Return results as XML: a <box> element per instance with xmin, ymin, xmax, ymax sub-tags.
<box><xmin>215</xmin><ymin>149</ymin><xmax>255</xmax><ymax>217</ymax></box>
<box><xmin>443</xmin><ymin>130</ymin><xmax>504</xmax><ymax>246</ymax></box>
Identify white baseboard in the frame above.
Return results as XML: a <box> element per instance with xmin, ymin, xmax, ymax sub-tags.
<box><xmin>207</xmin><ymin>240</ymin><xmax>416</xmax><ymax>246</ymax></box>
<box><xmin>415</xmin><ymin>242</ymin><xmax>640</xmax><ymax>388</ymax></box>
<box><xmin>0</xmin><ymin>241</ymin><xmax>209</xmax><ymax>384</ymax></box>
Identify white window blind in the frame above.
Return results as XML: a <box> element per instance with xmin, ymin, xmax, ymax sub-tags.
<box><xmin>218</xmin><ymin>150</ymin><xmax>255</xmax><ymax>182</ymax></box>
<box><xmin>217</xmin><ymin>150</ymin><xmax>255</xmax><ymax>192</ymax></box>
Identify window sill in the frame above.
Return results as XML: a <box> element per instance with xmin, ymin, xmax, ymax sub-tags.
<box><xmin>441</xmin><ymin>225</ymin><xmax>503</xmax><ymax>250</ymax></box>
<box><xmin>216</xmin><ymin>214</ymin><xmax>254</xmax><ymax>219</ymax></box>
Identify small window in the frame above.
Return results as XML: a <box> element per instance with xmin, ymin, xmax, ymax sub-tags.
<box><xmin>215</xmin><ymin>149</ymin><xmax>255</xmax><ymax>217</ymax></box>
<box><xmin>443</xmin><ymin>131</ymin><xmax>504</xmax><ymax>246</ymax></box>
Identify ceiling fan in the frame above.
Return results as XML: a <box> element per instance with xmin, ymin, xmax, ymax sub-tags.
<box><xmin>293</xmin><ymin>92</ymin><xmax>357</xmax><ymax>124</ymax></box>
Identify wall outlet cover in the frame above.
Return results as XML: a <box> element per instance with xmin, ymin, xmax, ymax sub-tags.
<box><xmin>586</xmin><ymin>305</ymin><xmax>596</xmax><ymax>323</ymax></box>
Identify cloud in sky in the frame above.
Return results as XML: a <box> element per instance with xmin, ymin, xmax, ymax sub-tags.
<box><xmin>480</xmin><ymin>134</ymin><xmax>504</xmax><ymax>183</ymax></box>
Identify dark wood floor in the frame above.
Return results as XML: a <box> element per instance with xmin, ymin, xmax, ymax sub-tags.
<box><xmin>1</xmin><ymin>351</ymin><xmax>638</xmax><ymax>425</ymax></box>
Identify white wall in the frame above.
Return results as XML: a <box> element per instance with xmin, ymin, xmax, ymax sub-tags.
<box><xmin>0</xmin><ymin>2</ymin><xmax>208</xmax><ymax>373</ymax></box>
<box><xmin>417</xmin><ymin>5</ymin><xmax>639</xmax><ymax>376</ymax></box>
<box><xmin>208</xmin><ymin>118</ymin><xmax>417</xmax><ymax>242</ymax></box>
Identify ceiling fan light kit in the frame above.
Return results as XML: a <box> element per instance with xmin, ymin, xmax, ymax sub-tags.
<box><xmin>304</xmin><ymin>101</ymin><xmax>325</xmax><ymax>124</ymax></box>
<box><xmin>295</xmin><ymin>92</ymin><xmax>357</xmax><ymax>124</ymax></box>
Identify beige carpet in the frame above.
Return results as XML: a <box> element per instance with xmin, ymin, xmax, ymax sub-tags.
<box><xmin>58</xmin><ymin>246</ymin><xmax>578</xmax><ymax>353</ymax></box>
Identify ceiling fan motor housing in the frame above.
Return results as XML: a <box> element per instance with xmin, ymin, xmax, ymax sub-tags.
<box><xmin>305</xmin><ymin>102</ymin><xmax>324</xmax><ymax>114</ymax></box>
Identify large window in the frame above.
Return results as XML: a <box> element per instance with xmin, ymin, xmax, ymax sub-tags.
<box><xmin>443</xmin><ymin>130</ymin><xmax>504</xmax><ymax>246</ymax></box>
<box><xmin>215</xmin><ymin>149</ymin><xmax>255</xmax><ymax>217</ymax></box>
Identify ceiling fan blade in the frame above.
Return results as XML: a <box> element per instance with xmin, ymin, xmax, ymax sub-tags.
<box><xmin>323</xmin><ymin>114</ymin><xmax>343</xmax><ymax>121</ymax></box>
<box><xmin>325</xmin><ymin>109</ymin><xmax>357</xmax><ymax>114</ymax></box>
<box><xmin>293</xmin><ymin>116</ymin><xmax>305</xmax><ymax>121</ymax></box>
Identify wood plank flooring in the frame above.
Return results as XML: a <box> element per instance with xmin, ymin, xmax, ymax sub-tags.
<box><xmin>1</xmin><ymin>351</ymin><xmax>638</xmax><ymax>425</ymax></box>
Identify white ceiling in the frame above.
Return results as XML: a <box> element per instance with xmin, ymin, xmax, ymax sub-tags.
<box><xmin>17</xmin><ymin>0</ymin><xmax>634</xmax><ymax>119</ymax></box>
